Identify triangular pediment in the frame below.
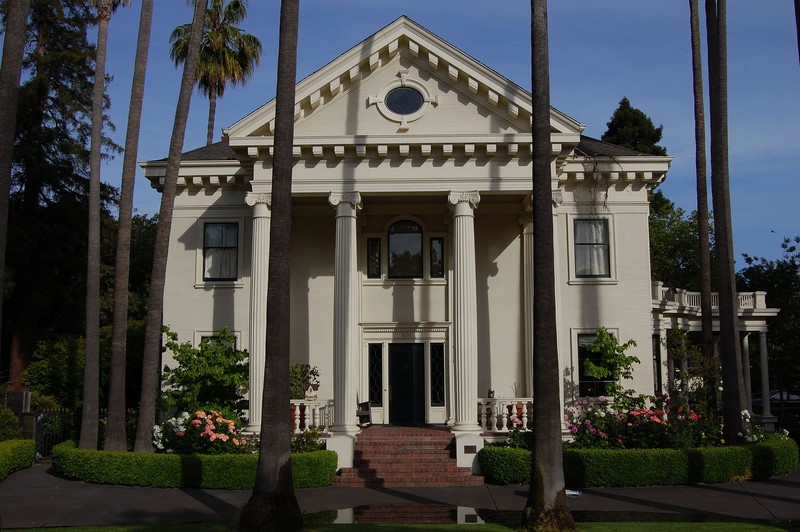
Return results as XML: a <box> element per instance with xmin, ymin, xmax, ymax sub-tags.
<box><xmin>227</xmin><ymin>16</ymin><xmax>583</xmax><ymax>149</ymax></box>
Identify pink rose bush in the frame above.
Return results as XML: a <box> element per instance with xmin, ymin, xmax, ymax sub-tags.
<box><xmin>564</xmin><ymin>393</ymin><xmax>708</xmax><ymax>449</ymax></box>
<box><xmin>153</xmin><ymin>410</ymin><xmax>258</xmax><ymax>454</ymax></box>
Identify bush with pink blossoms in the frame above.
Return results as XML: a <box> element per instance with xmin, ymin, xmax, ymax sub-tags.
<box><xmin>153</xmin><ymin>410</ymin><xmax>258</xmax><ymax>455</ymax></box>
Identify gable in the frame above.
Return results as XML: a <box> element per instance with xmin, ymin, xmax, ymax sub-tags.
<box><xmin>227</xmin><ymin>16</ymin><xmax>582</xmax><ymax>146</ymax></box>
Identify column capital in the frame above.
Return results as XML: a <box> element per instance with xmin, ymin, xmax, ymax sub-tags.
<box><xmin>328</xmin><ymin>191</ymin><xmax>362</xmax><ymax>208</ymax></box>
<box><xmin>245</xmin><ymin>192</ymin><xmax>272</xmax><ymax>207</ymax></box>
<box><xmin>448</xmin><ymin>191</ymin><xmax>480</xmax><ymax>209</ymax></box>
<box><xmin>552</xmin><ymin>191</ymin><xmax>564</xmax><ymax>208</ymax></box>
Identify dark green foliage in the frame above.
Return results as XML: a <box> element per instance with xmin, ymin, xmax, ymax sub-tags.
<box><xmin>52</xmin><ymin>440</ymin><xmax>338</xmax><ymax>488</ymax></box>
<box><xmin>289</xmin><ymin>363</ymin><xmax>320</xmax><ymax>399</ymax></box>
<box><xmin>649</xmin><ymin>189</ymin><xmax>716</xmax><ymax>290</ymax></box>
<box><xmin>564</xmin><ymin>448</ymin><xmax>689</xmax><ymax>488</ymax></box>
<box><xmin>738</xmin><ymin>237</ymin><xmax>800</xmax><ymax>398</ymax></box>
<box><xmin>160</xmin><ymin>326</ymin><xmax>249</xmax><ymax>418</ymax></box>
<box><xmin>479</xmin><ymin>438</ymin><xmax>799</xmax><ymax>488</ymax></box>
<box><xmin>0</xmin><ymin>406</ymin><xmax>23</xmax><ymax>441</ymax></box>
<box><xmin>0</xmin><ymin>439</ymin><xmax>35</xmax><ymax>480</ymax></box>
<box><xmin>23</xmin><ymin>321</ymin><xmax>145</xmax><ymax>410</ymax></box>
<box><xmin>749</xmin><ymin>437</ymin><xmax>799</xmax><ymax>479</ymax></box>
<box><xmin>601</xmin><ymin>97</ymin><xmax>667</xmax><ymax>155</ymax></box>
<box><xmin>290</xmin><ymin>426</ymin><xmax>324</xmax><ymax>453</ymax></box>
<box><xmin>477</xmin><ymin>445</ymin><xmax>530</xmax><ymax>485</ymax></box>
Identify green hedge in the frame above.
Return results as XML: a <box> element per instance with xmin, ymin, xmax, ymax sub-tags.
<box><xmin>0</xmin><ymin>439</ymin><xmax>35</xmax><ymax>480</ymax></box>
<box><xmin>479</xmin><ymin>437</ymin><xmax>799</xmax><ymax>488</ymax></box>
<box><xmin>52</xmin><ymin>441</ymin><xmax>338</xmax><ymax>489</ymax></box>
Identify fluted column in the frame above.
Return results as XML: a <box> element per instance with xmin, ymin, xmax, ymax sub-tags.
<box><xmin>449</xmin><ymin>191</ymin><xmax>481</xmax><ymax>431</ymax></box>
<box><xmin>742</xmin><ymin>333</ymin><xmax>752</xmax><ymax>405</ymax></box>
<box><xmin>245</xmin><ymin>192</ymin><xmax>271</xmax><ymax>432</ymax></box>
<box><xmin>521</xmin><ymin>217</ymin><xmax>534</xmax><ymax>397</ymax></box>
<box><xmin>330</xmin><ymin>192</ymin><xmax>362</xmax><ymax>433</ymax></box>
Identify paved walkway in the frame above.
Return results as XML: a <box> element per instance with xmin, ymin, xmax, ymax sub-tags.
<box><xmin>1</xmin><ymin>462</ymin><xmax>799</xmax><ymax>528</ymax></box>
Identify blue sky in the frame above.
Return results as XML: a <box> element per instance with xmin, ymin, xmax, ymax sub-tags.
<box><xmin>96</xmin><ymin>1</ymin><xmax>799</xmax><ymax>263</ymax></box>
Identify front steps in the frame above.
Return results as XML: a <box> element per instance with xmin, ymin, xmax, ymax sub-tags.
<box><xmin>332</xmin><ymin>426</ymin><xmax>483</xmax><ymax>487</ymax></box>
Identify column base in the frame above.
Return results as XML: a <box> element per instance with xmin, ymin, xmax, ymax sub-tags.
<box><xmin>755</xmin><ymin>414</ymin><xmax>779</xmax><ymax>432</ymax></box>
<box><xmin>453</xmin><ymin>432</ymin><xmax>485</xmax><ymax>473</ymax></box>
<box><xmin>326</xmin><ymin>432</ymin><xmax>358</xmax><ymax>469</ymax></box>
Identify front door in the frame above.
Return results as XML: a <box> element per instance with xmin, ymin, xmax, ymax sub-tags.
<box><xmin>389</xmin><ymin>343</ymin><xmax>425</xmax><ymax>425</ymax></box>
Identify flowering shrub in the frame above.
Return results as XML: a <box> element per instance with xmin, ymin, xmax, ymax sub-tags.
<box><xmin>291</xmin><ymin>427</ymin><xmax>325</xmax><ymax>453</ymax></box>
<box><xmin>506</xmin><ymin>414</ymin><xmax>534</xmax><ymax>449</ymax></box>
<box><xmin>564</xmin><ymin>393</ymin><xmax>708</xmax><ymax>449</ymax></box>
<box><xmin>153</xmin><ymin>410</ymin><xmax>257</xmax><ymax>454</ymax></box>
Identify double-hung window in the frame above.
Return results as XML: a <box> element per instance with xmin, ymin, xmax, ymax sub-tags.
<box><xmin>574</xmin><ymin>219</ymin><xmax>610</xmax><ymax>278</ymax></box>
<box><xmin>203</xmin><ymin>222</ymin><xmax>238</xmax><ymax>281</ymax></box>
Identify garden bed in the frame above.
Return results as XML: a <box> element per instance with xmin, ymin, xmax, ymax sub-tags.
<box><xmin>52</xmin><ymin>440</ymin><xmax>338</xmax><ymax>489</ymax></box>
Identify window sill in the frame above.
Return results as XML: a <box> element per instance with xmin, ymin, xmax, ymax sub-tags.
<box><xmin>363</xmin><ymin>278</ymin><xmax>447</xmax><ymax>287</ymax></box>
<box><xmin>194</xmin><ymin>281</ymin><xmax>245</xmax><ymax>289</ymax></box>
<box><xmin>567</xmin><ymin>278</ymin><xmax>619</xmax><ymax>286</ymax></box>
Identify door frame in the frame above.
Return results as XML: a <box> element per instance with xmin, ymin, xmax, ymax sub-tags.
<box><xmin>361</xmin><ymin>323</ymin><xmax>450</xmax><ymax>425</ymax></box>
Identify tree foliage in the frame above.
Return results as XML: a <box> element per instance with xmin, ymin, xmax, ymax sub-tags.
<box><xmin>601</xmin><ymin>97</ymin><xmax>667</xmax><ymax>155</ymax></box>
<box><xmin>649</xmin><ymin>189</ymin><xmax>716</xmax><ymax>290</ymax></box>
<box><xmin>738</xmin><ymin>237</ymin><xmax>800</xmax><ymax>391</ymax></box>
<box><xmin>160</xmin><ymin>326</ymin><xmax>249</xmax><ymax>419</ymax></box>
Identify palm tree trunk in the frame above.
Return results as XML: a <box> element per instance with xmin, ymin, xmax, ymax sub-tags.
<box><xmin>133</xmin><ymin>0</ymin><xmax>206</xmax><ymax>453</ymax></box>
<box><xmin>689</xmin><ymin>0</ymin><xmax>717</xmax><ymax>415</ymax></box>
<box><xmin>239</xmin><ymin>1</ymin><xmax>302</xmax><ymax>529</ymax></box>
<box><xmin>104</xmin><ymin>0</ymin><xmax>153</xmax><ymax>452</ymax></box>
<box><xmin>522</xmin><ymin>1</ymin><xmax>574</xmax><ymax>529</ymax></box>
<box><xmin>206</xmin><ymin>90</ymin><xmax>216</xmax><ymax>145</ymax></box>
<box><xmin>80</xmin><ymin>9</ymin><xmax>111</xmax><ymax>450</ymax></box>
<box><xmin>0</xmin><ymin>0</ymin><xmax>31</xmax><ymax>388</ymax></box>
<box><xmin>705</xmin><ymin>0</ymin><xmax>745</xmax><ymax>444</ymax></box>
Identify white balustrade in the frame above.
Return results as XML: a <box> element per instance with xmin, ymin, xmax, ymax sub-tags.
<box><xmin>651</xmin><ymin>281</ymin><xmax>768</xmax><ymax>311</ymax></box>
<box><xmin>289</xmin><ymin>399</ymin><xmax>334</xmax><ymax>434</ymax></box>
<box><xmin>476</xmin><ymin>398</ymin><xmax>534</xmax><ymax>432</ymax></box>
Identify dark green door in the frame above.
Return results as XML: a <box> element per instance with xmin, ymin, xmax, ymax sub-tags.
<box><xmin>389</xmin><ymin>343</ymin><xmax>425</xmax><ymax>425</ymax></box>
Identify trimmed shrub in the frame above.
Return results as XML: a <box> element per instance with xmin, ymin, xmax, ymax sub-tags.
<box><xmin>0</xmin><ymin>405</ymin><xmax>23</xmax><ymax>441</ymax></box>
<box><xmin>52</xmin><ymin>441</ymin><xmax>337</xmax><ymax>489</ymax></box>
<box><xmin>0</xmin><ymin>439</ymin><xmax>35</xmax><ymax>480</ymax></box>
<box><xmin>481</xmin><ymin>439</ymin><xmax>799</xmax><ymax>488</ymax></box>
<box><xmin>564</xmin><ymin>448</ymin><xmax>689</xmax><ymax>488</ymax></box>
<box><xmin>477</xmin><ymin>445</ymin><xmax>530</xmax><ymax>485</ymax></box>
<box><xmin>750</xmin><ymin>437</ymin><xmax>799</xmax><ymax>479</ymax></box>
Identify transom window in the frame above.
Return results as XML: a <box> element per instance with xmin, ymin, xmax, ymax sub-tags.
<box><xmin>203</xmin><ymin>222</ymin><xmax>238</xmax><ymax>281</ymax></box>
<box><xmin>574</xmin><ymin>219</ymin><xmax>610</xmax><ymax>278</ymax></box>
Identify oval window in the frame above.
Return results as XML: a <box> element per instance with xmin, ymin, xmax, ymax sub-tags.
<box><xmin>385</xmin><ymin>87</ymin><xmax>424</xmax><ymax>116</ymax></box>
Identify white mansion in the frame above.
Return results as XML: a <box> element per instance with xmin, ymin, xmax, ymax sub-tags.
<box><xmin>142</xmin><ymin>17</ymin><xmax>778</xmax><ymax>466</ymax></box>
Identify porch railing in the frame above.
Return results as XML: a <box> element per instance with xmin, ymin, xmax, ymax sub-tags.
<box><xmin>652</xmin><ymin>281</ymin><xmax>767</xmax><ymax>310</ymax></box>
<box><xmin>289</xmin><ymin>399</ymin><xmax>333</xmax><ymax>434</ymax></box>
<box><xmin>477</xmin><ymin>398</ymin><xmax>533</xmax><ymax>432</ymax></box>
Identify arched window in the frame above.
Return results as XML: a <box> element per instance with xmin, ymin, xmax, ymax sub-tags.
<box><xmin>388</xmin><ymin>220</ymin><xmax>423</xmax><ymax>278</ymax></box>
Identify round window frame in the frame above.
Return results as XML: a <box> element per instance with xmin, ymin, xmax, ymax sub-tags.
<box><xmin>375</xmin><ymin>78</ymin><xmax>432</xmax><ymax>124</ymax></box>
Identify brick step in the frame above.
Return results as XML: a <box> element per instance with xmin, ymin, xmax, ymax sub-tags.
<box><xmin>341</xmin><ymin>464</ymin><xmax>474</xmax><ymax>476</ymax></box>
<box><xmin>333</xmin><ymin>476</ymin><xmax>484</xmax><ymax>488</ymax></box>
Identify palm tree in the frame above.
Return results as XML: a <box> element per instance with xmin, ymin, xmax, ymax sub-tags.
<box><xmin>133</xmin><ymin>0</ymin><xmax>206</xmax><ymax>453</ymax></box>
<box><xmin>689</xmin><ymin>0</ymin><xmax>716</xmax><ymax>416</ymax></box>
<box><xmin>169</xmin><ymin>0</ymin><xmax>262</xmax><ymax>146</ymax></box>
<box><xmin>0</xmin><ymin>0</ymin><xmax>31</xmax><ymax>389</ymax></box>
<box><xmin>705</xmin><ymin>0</ymin><xmax>745</xmax><ymax>444</ymax></box>
<box><xmin>103</xmin><ymin>0</ymin><xmax>154</xmax><ymax>452</ymax></box>
<box><xmin>239</xmin><ymin>0</ymin><xmax>302</xmax><ymax>529</ymax></box>
<box><xmin>521</xmin><ymin>0</ymin><xmax>574</xmax><ymax>529</ymax></box>
<box><xmin>80</xmin><ymin>0</ymin><xmax>131</xmax><ymax>451</ymax></box>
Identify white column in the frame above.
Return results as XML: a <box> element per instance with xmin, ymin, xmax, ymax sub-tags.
<box><xmin>521</xmin><ymin>216</ymin><xmax>534</xmax><ymax>397</ymax></box>
<box><xmin>245</xmin><ymin>192</ymin><xmax>271</xmax><ymax>432</ymax></box>
<box><xmin>759</xmin><ymin>332</ymin><xmax>772</xmax><ymax>417</ymax></box>
<box><xmin>742</xmin><ymin>333</ymin><xmax>752</xmax><ymax>405</ymax></box>
<box><xmin>329</xmin><ymin>192</ymin><xmax>362</xmax><ymax>434</ymax></box>
<box><xmin>449</xmin><ymin>191</ymin><xmax>481</xmax><ymax>431</ymax></box>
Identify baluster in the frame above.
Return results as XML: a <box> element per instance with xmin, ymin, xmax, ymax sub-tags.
<box><xmin>293</xmin><ymin>403</ymin><xmax>302</xmax><ymax>433</ymax></box>
<box><xmin>479</xmin><ymin>400</ymin><xmax>488</xmax><ymax>430</ymax></box>
<box><xmin>521</xmin><ymin>401</ymin><xmax>529</xmax><ymax>429</ymax></box>
<box><xmin>500</xmin><ymin>402</ymin><xmax>509</xmax><ymax>432</ymax></box>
